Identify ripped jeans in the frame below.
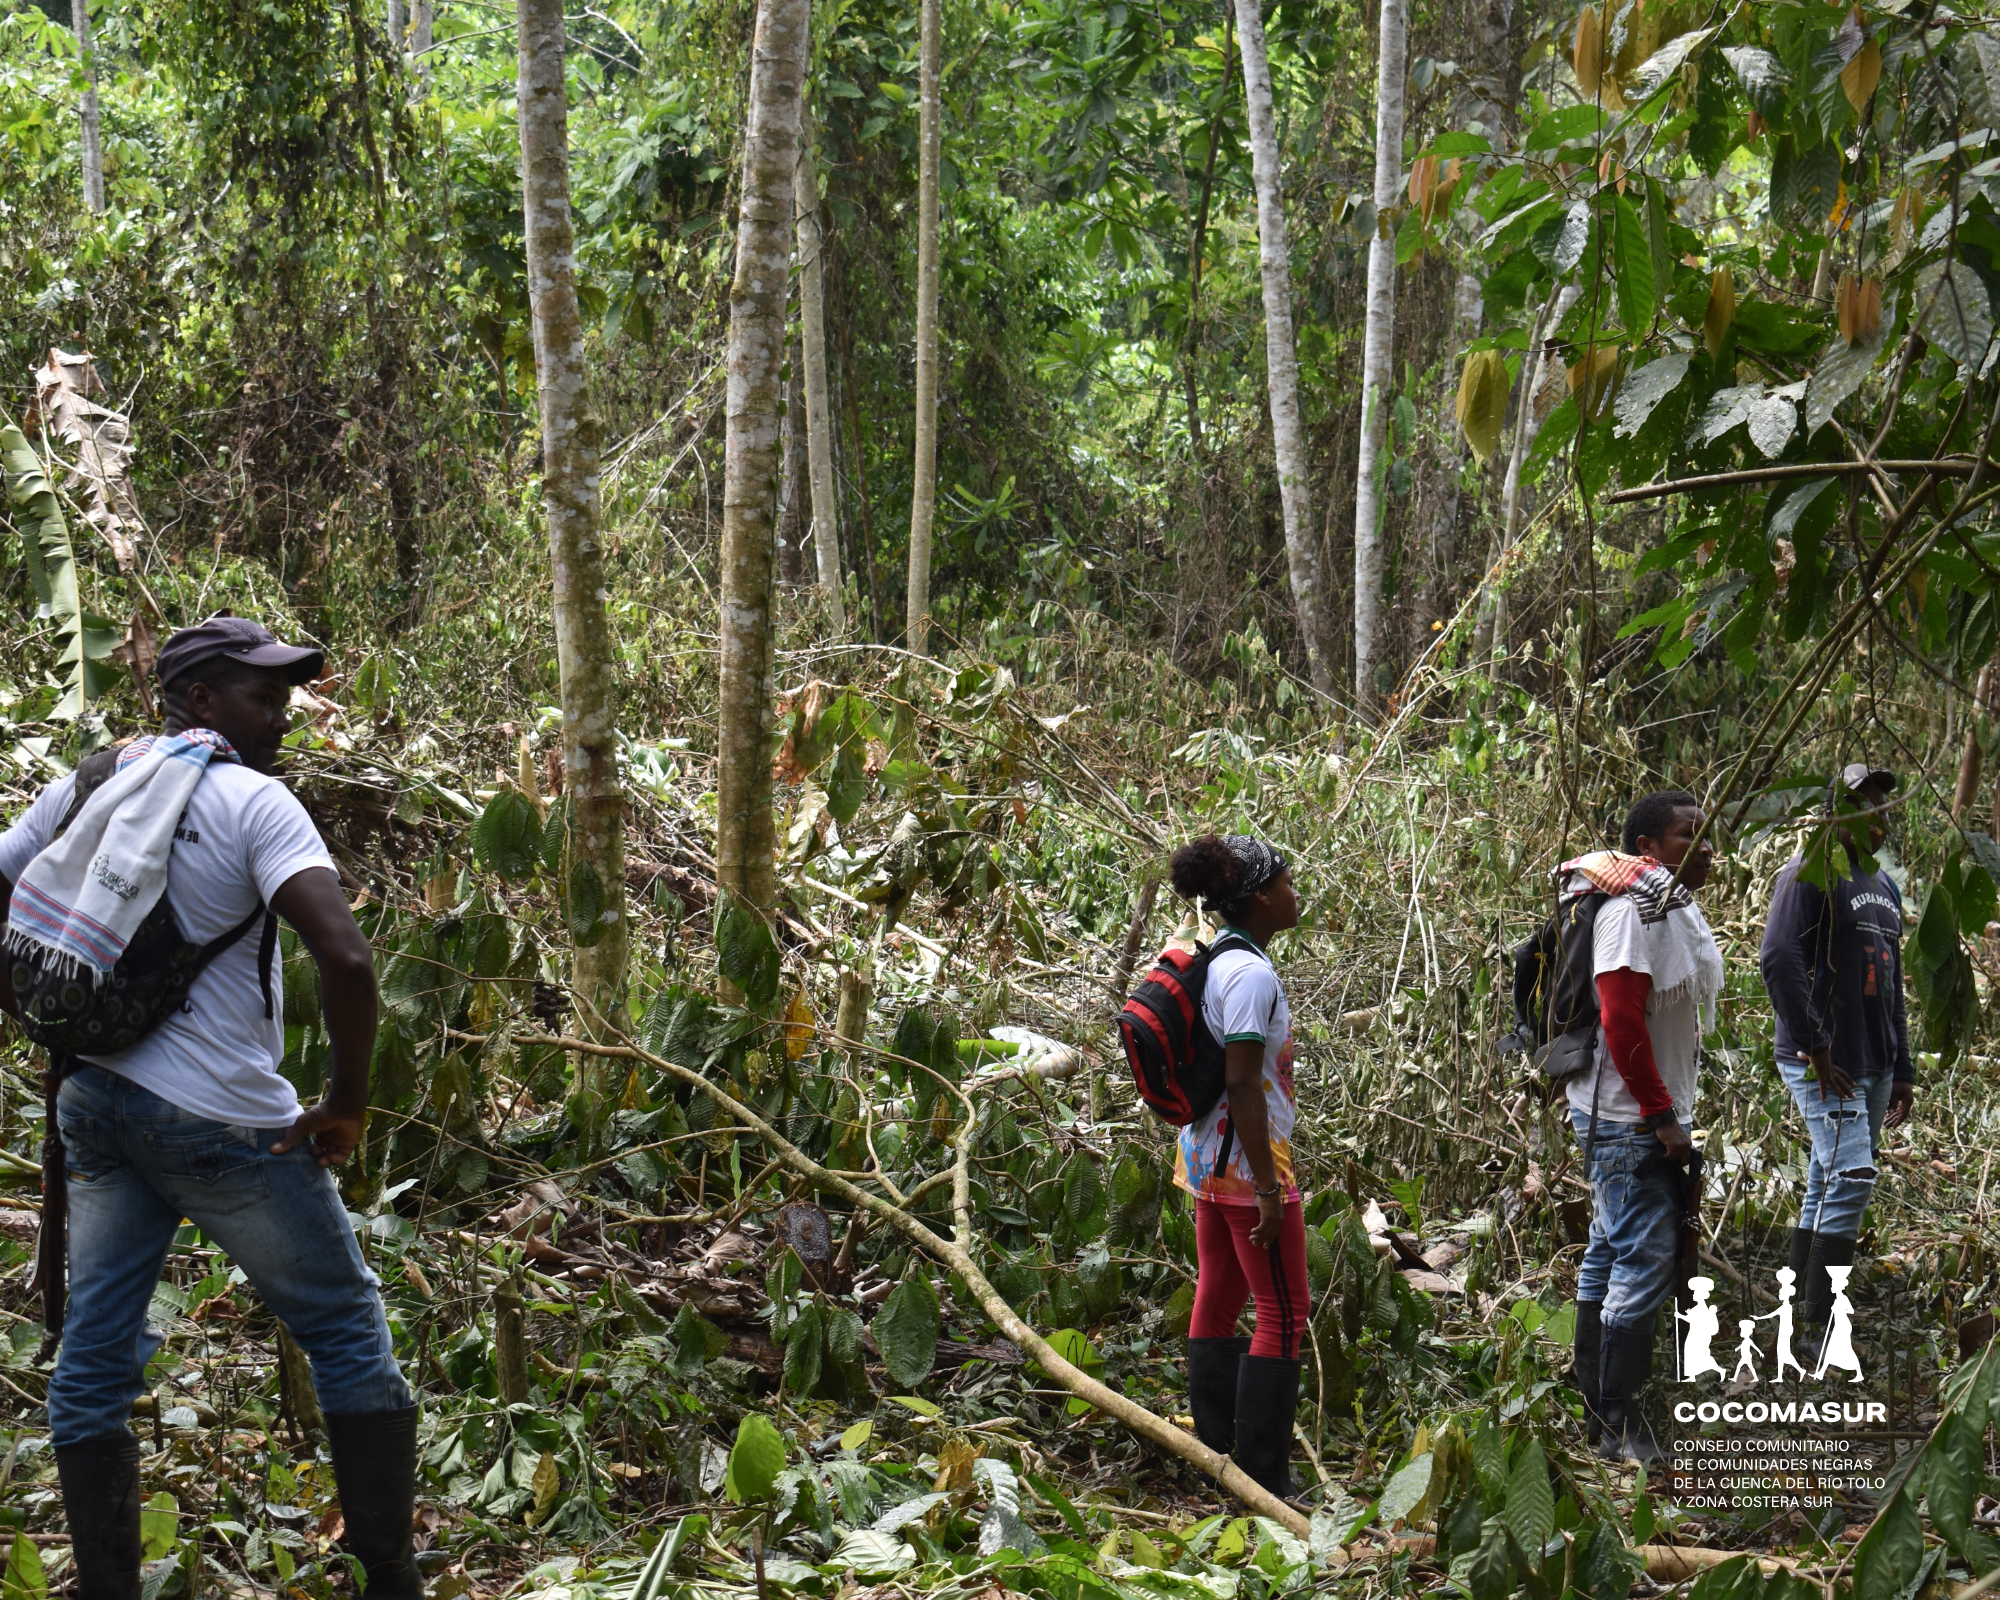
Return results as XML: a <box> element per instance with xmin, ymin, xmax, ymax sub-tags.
<box><xmin>1777</xmin><ymin>1054</ymin><xmax>1894</xmax><ymax>1243</ymax></box>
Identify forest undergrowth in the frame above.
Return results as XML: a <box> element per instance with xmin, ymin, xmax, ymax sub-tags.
<box><xmin>0</xmin><ymin>524</ymin><xmax>1991</xmax><ymax>1600</ymax></box>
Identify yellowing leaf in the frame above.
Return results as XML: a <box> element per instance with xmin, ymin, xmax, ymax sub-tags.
<box><xmin>1842</xmin><ymin>35</ymin><xmax>1881</xmax><ymax>113</ymax></box>
<box><xmin>1567</xmin><ymin>345</ymin><xmax>1623</xmax><ymax>423</ymax></box>
<box><xmin>2</xmin><ymin>1531</ymin><xmax>45</xmax><ymax>1600</ymax></box>
<box><xmin>840</xmin><ymin>1420</ymin><xmax>874</xmax><ymax>1452</ymax></box>
<box><xmin>525</xmin><ymin>1450</ymin><xmax>561</xmax><ymax>1525</ymax></box>
<box><xmin>1407</xmin><ymin>154</ymin><xmax>1438</xmax><ymax>215</ymax></box>
<box><xmin>1838</xmin><ymin>274</ymin><xmax>1882</xmax><ymax>347</ymax></box>
<box><xmin>1454</xmin><ymin>349</ymin><xmax>1511</xmax><ymax>465</ymax></box>
<box><xmin>1573</xmin><ymin>5</ymin><xmax>1604</xmax><ymax>97</ymax></box>
<box><xmin>783</xmin><ymin>988</ymin><xmax>815</xmax><ymax>1060</ymax></box>
<box><xmin>933</xmin><ymin>1437</ymin><xmax>977</xmax><ymax>1492</ymax></box>
<box><xmin>889</xmin><ymin>1394</ymin><xmax>942</xmax><ymax>1417</ymax></box>
<box><xmin>140</xmin><ymin>1492</ymin><xmax>179</xmax><ymax>1561</ymax></box>
<box><xmin>1703</xmin><ymin>266</ymin><xmax>1736</xmax><ymax>359</ymax></box>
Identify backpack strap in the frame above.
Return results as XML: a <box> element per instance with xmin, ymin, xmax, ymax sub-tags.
<box><xmin>50</xmin><ymin>747</ymin><xmax>124</xmax><ymax>840</ymax></box>
<box><xmin>190</xmin><ymin>903</ymin><xmax>274</xmax><ymax>1016</ymax></box>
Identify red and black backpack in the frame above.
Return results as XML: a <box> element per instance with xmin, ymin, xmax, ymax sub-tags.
<box><xmin>1117</xmin><ymin>931</ymin><xmax>1262</xmax><ymax>1125</ymax></box>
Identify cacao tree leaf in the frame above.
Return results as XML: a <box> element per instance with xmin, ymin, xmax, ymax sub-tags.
<box><xmin>1455</xmin><ymin>349</ymin><xmax>1511</xmax><ymax>465</ymax></box>
<box><xmin>724</xmin><ymin>1413</ymin><xmax>787</xmax><ymax>1503</ymax></box>
<box><xmin>873</xmin><ymin>1268</ymin><xmax>941</xmax><ymax>1387</ymax></box>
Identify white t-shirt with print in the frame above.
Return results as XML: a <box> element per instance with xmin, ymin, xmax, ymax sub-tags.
<box><xmin>0</xmin><ymin>762</ymin><xmax>334</xmax><ymax>1127</ymax></box>
<box><xmin>1564</xmin><ymin>894</ymin><xmax>1711</xmax><ymax>1125</ymax></box>
<box><xmin>1174</xmin><ymin>940</ymin><xmax>1300</xmax><ymax>1204</ymax></box>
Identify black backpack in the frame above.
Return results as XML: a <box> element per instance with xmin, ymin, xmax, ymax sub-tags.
<box><xmin>9</xmin><ymin>746</ymin><xmax>277</xmax><ymax>1059</ymax></box>
<box><xmin>1117</xmin><ymin>931</ymin><xmax>1262</xmax><ymax>1125</ymax></box>
<box><xmin>1499</xmin><ymin>891</ymin><xmax>1607</xmax><ymax>1089</ymax></box>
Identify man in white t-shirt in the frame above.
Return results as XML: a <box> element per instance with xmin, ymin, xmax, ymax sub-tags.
<box><xmin>0</xmin><ymin>617</ymin><xmax>419</xmax><ymax>1599</ymax></box>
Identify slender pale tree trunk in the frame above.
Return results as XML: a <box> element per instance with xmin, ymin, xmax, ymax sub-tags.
<box><xmin>777</xmin><ymin>335</ymin><xmax>808</xmax><ymax>584</ymax></box>
<box><xmin>904</xmin><ymin>0</ymin><xmax>942</xmax><ymax>652</ymax></box>
<box><xmin>1232</xmin><ymin>0</ymin><xmax>1332</xmax><ymax>696</ymax></box>
<box><xmin>716</xmin><ymin>0</ymin><xmax>809</xmax><ymax>933</ymax></box>
<box><xmin>388</xmin><ymin>0</ymin><xmax>406</xmax><ymax>52</ymax></box>
<box><xmin>72</xmin><ymin>0</ymin><xmax>104</xmax><ymax>215</ymax></box>
<box><xmin>1473</xmin><ymin>280</ymin><xmax>1575</xmax><ymax>665</ymax></box>
<box><xmin>516</xmin><ymin>0</ymin><xmax>628</xmax><ymax>1140</ymax></box>
<box><xmin>1351</xmin><ymin>0</ymin><xmax>1406</xmax><ymax>708</ymax></box>
<box><xmin>797</xmin><ymin>119</ymin><xmax>846</xmax><ymax>631</ymax></box>
<box><xmin>411</xmin><ymin>0</ymin><xmax>433</xmax><ymax>83</ymax></box>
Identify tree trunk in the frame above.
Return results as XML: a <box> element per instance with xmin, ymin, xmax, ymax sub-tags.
<box><xmin>777</xmin><ymin>334</ymin><xmax>808</xmax><ymax>585</ymax></box>
<box><xmin>1954</xmin><ymin>661</ymin><xmax>1996</xmax><ymax>821</ymax></box>
<box><xmin>1474</xmin><ymin>280</ymin><xmax>1576</xmax><ymax>663</ymax></box>
<box><xmin>1424</xmin><ymin>271</ymin><xmax>1482</xmax><ymax>611</ymax></box>
<box><xmin>516</xmin><ymin>0</ymin><xmax>628</xmax><ymax>1139</ymax></box>
<box><xmin>904</xmin><ymin>0</ymin><xmax>942</xmax><ymax>653</ymax></box>
<box><xmin>388</xmin><ymin>0</ymin><xmax>406</xmax><ymax>52</ymax></box>
<box><xmin>72</xmin><ymin>0</ymin><xmax>104</xmax><ymax>215</ymax></box>
<box><xmin>796</xmin><ymin>119</ymin><xmax>846</xmax><ymax>632</ymax></box>
<box><xmin>1233</xmin><ymin>0</ymin><xmax>1332</xmax><ymax>696</ymax></box>
<box><xmin>715</xmin><ymin>0</ymin><xmax>809</xmax><ymax>932</ymax></box>
<box><xmin>1350</xmin><ymin>0</ymin><xmax>1406</xmax><ymax>708</ymax></box>
<box><xmin>411</xmin><ymin>0</ymin><xmax>433</xmax><ymax>82</ymax></box>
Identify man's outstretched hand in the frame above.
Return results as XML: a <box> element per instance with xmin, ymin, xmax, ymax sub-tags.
<box><xmin>272</xmin><ymin>1101</ymin><xmax>365</xmax><ymax>1167</ymax></box>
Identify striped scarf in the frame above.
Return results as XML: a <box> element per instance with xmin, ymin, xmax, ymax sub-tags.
<box><xmin>1555</xmin><ymin>849</ymin><xmax>1695</xmax><ymax>925</ymax></box>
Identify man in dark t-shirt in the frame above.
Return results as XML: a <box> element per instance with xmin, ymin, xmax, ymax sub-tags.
<box><xmin>1758</xmin><ymin>763</ymin><xmax>1914</xmax><ymax>1345</ymax></box>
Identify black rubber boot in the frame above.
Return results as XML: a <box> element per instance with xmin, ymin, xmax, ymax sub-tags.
<box><xmin>54</xmin><ymin>1432</ymin><xmax>142</xmax><ymax>1600</ymax></box>
<box><xmin>1573</xmin><ymin>1300</ymin><xmax>1604</xmax><ymax>1445</ymax></box>
<box><xmin>1233</xmin><ymin>1355</ymin><xmax>1301</xmax><ymax>1499</ymax></box>
<box><xmin>1787</xmin><ymin>1227</ymin><xmax>1818</xmax><ymax>1349</ymax></box>
<box><xmin>1595</xmin><ymin>1319</ymin><xmax>1663</xmax><ymax>1465</ymax></box>
<box><xmin>1802</xmin><ymin>1234</ymin><xmax>1857</xmax><ymax>1358</ymax></box>
<box><xmin>325</xmin><ymin>1405</ymin><xmax>424</xmax><ymax>1597</ymax></box>
<box><xmin>1186</xmin><ymin>1337</ymin><xmax>1250</xmax><ymax>1454</ymax></box>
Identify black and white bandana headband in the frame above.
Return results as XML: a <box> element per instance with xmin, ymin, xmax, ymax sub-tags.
<box><xmin>1222</xmin><ymin>836</ymin><xmax>1288</xmax><ymax>904</ymax></box>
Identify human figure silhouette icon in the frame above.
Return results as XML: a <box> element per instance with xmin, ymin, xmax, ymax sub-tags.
<box><xmin>1732</xmin><ymin>1319</ymin><xmax>1760</xmax><ymax>1382</ymax></box>
<box><xmin>1678</xmin><ymin>1277</ymin><xmax>1725</xmax><ymax>1380</ymax></box>
<box><xmin>1814</xmin><ymin>1265</ymin><xmax>1865</xmax><ymax>1382</ymax></box>
<box><xmin>1756</xmin><ymin>1265</ymin><xmax>1805</xmax><ymax>1380</ymax></box>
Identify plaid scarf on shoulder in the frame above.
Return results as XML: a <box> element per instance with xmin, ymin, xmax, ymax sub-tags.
<box><xmin>1554</xmin><ymin>849</ymin><xmax>1695</xmax><ymax>925</ymax></box>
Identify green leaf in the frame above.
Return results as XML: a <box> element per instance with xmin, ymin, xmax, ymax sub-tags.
<box><xmin>1501</xmin><ymin>1435</ymin><xmax>1554</xmax><ymax>1554</ymax></box>
<box><xmin>782</xmin><ymin>1301</ymin><xmax>824</xmax><ymax>1396</ymax></box>
<box><xmin>714</xmin><ymin>889</ymin><xmax>781</xmax><ymax>1010</ymax></box>
<box><xmin>724</xmin><ymin>1413</ymin><xmax>787</xmax><ymax>1503</ymax></box>
<box><xmin>472</xmin><ymin>790</ymin><xmax>544</xmax><ymax>881</ymax></box>
<box><xmin>1063</xmin><ymin>1155</ymin><xmax>1105</xmax><ymax>1235</ymax></box>
<box><xmin>567</xmin><ymin>860</ymin><xmax>606</xmax><ymax>948</ymax></box>
<box><xmin>1</xmin><ymin>424</ymin><xmax>91</xmax><ymax>722</ymax></box>
<box><xmin>139</xmin><ymin>1493</ymin><xmax>178</xmax><ymax>1561</ymax></box>
<box><xmin>1377</xmin><ymin>1453</ymin><xmax>1433</xmax><ymax>1527</ymax></box>
<box><xmin>766</xmin><ymin>1249</ymin><xmax>803</xmax><ymax>1341</ymax></box>
<box><xmin>1613</xmin><ymin>194</ymin><xmax>1656</xmax><ymax>333</ymax></box>
<box><xmin>874</xmin><ymin>1268</ymin><xmax>942</xmax><ymax>1388</ymax></box>
<box><xmin>1</xmin><ymin>1530</ymin><xmax>44</xmax><ymax>1600</ymax></box>
<box><xmin>1928</xmin><ymin>1410</ymin><xmax>1980</xmax><ymax>1553</ymax></box>
<box><xmin>539</xmin><ymin>797</ymin><xmax>569</xmax><ymax>874</ymax></box>
<box><xmin>1721</xmin><ymin>45</ymin><xmax>1789</xmax><ymax>116</ymax></box>
<box><xmin>1853</xmin><ymin>1491</ymin><xmax>1923</xmax><ymax>1600</ymax></box>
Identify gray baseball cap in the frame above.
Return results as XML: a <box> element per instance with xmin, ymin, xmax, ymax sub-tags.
<box><xmin>1837</xmin><ymin>762</ymin><xmax>1897</xmax><ymax>794</ymax></box>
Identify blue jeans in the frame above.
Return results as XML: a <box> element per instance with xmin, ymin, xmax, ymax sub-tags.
<box><xmin>47</xmin><ymin>1067</ymin><xmax>411</xmax><ymax>1446</ymax></box>
<box><xmin>1777</xmin><ymin>1054</ymin><xmax>1893</xmax><ymax>1242</ymax></box>
<box><xmin>1570</xmin><ymin>1110</ymin><xmax>1683</xmax><ymax>1332</ymax></box>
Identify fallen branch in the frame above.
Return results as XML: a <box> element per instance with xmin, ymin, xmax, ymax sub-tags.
<box><xmin>458</xmin><ymin>1025</ymin><xmax>1313</xmax><ymax>1535</ymax></box>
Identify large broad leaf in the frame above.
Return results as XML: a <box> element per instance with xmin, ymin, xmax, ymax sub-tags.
<box><xmin>1722</xmin><ymin>45</ymin><xmax>1790</xmax><ymax>115</ymax></box>
<box><xmin>1915</xmin><ymin>259</ymin><xmax>1994</xmax><ymax>369</ymax></box>
<box><xmin>1612</xmin><ymin>353</ymin><xmax>1688</xmax><ymax>438</ymax></box>
<box><xmin>724</xmin><ymin>1414</ymin><xmax>787</xmax><ymax>1503</ymax></box>
<box><xmin>1063</xmin><ymin>1154</ymin><xmax>1106</xmax><ymax>1237</ymax></box>
<box><xmin>1553</xmin><ymin>199</ymin><xmax>1591</xmax><ymax>274</ymax></box>
<box><xmin>714</xmin><ymin>889</ymin><xmax>781</xmax><ymax>1010</ymax></box>
<box><xmin>472</xmin><ymin>789</ymin><xmax>544</xmax><ymax>881</ymax></box>
<box><xmin>1853</xmin><ymin>1492</ymin><xmax>1924</xmax><ymax>1600</ymax></box>
<box><xmin>783</xmin><ymin>1301</ymin><xmax>824</xmax><ymax>1395</ymax></box>
<box><xmin>1806</xmin><ymin>290</ymin><xmax>1895</xmax><ymax>437</ymax></box>
<box><xmin>1378</xmin><ymin>1453</ymin><xmax>1433</xmax><ymax>1527</ymax></box>
<box><xmin>1626</xmin><ymin>27</ymin><xmax>1713</xmax><ymax>106</ymax></box>
<box><xmin>871</xmin><ymin>1267</ymin><xmax>941</xmax><ymax>1388</ymax></box>
<box><xmin>1455</xmin><ymin>349</ymin><xmax>1511</xmax><ymax>465</ymax></box>
<box><xmin>0</xmin><ymin>423</ymin><xmax>113</xmax><ymax>722</ymax></box>
<box><xmin>2</xmin><ymin>1531</ymin><xmax>44</xmax><ymax>1600</ymax></box>
<box><xmin>1501</xmin><ymin>1435</ymin><xmax>1555</xmax><ymax>1555</ymax></box>
<box><xmin>1613</xmin><ymin>194</ymin><xmax>1656</xmax><ymax>333</ymax></box>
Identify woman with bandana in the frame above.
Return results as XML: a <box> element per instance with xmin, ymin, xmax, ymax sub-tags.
<box><xmin>1168</xmin><ymin>834</ymin><xmax>1307</xmax><ymax>1500</ymax></box>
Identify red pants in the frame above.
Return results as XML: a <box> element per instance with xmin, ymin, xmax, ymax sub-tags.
<box><xmin>1189</xmin><ymin>1197</ymin><xmax>1309</xmax><ymax>1358</ymax></box>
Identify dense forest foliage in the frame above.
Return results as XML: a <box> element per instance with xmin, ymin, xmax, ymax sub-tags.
<box><xmin>5</xmin><ymin>0</ymin><xmax>2000</xmax><ymax>1593</ymax></box>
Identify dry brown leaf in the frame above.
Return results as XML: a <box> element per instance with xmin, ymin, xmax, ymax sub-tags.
<box><xmin>1407</xmin><ymin>154</ymin><xmax>1438</xmax><ymax>217</ymax></box>
<box><xmin>1837</xmin><ymin>274</ymin><xmax>1882</xmax><ymax>347</ymax></box>
<box><xmin>1567</xmin><ymin>345</ymin><xmax>1622</xmax><ymax>423</ymax></box>
<box><xmin>784</xmin><ymin>987</ymin><xmax>816</xmax><ymax>1060</ymax></box>
<box><xmin>1703</xmin><ymin>267</ymin><xmax>1736</xmax><ymax>359</ymax></box>
<box><xmin>31</xmin><ymin>348</ymin><xmax>146</xmax><ymax>572</ymax></box>
<box><xmin>1573</xmin><ymin>5</ymin><xmax>1604</xmax><ymax>97</ymax></box>
<box><xmin>1841</xmin><ymin>36</ymin><xmax>1881</xmax><ymax>114</ymax></box>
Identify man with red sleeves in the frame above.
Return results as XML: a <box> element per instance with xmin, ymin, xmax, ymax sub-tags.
<box><xmin>1562</xmin><ymin>791</ymin><xmax>1722</xmax><ymax>1463</ymax></box>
